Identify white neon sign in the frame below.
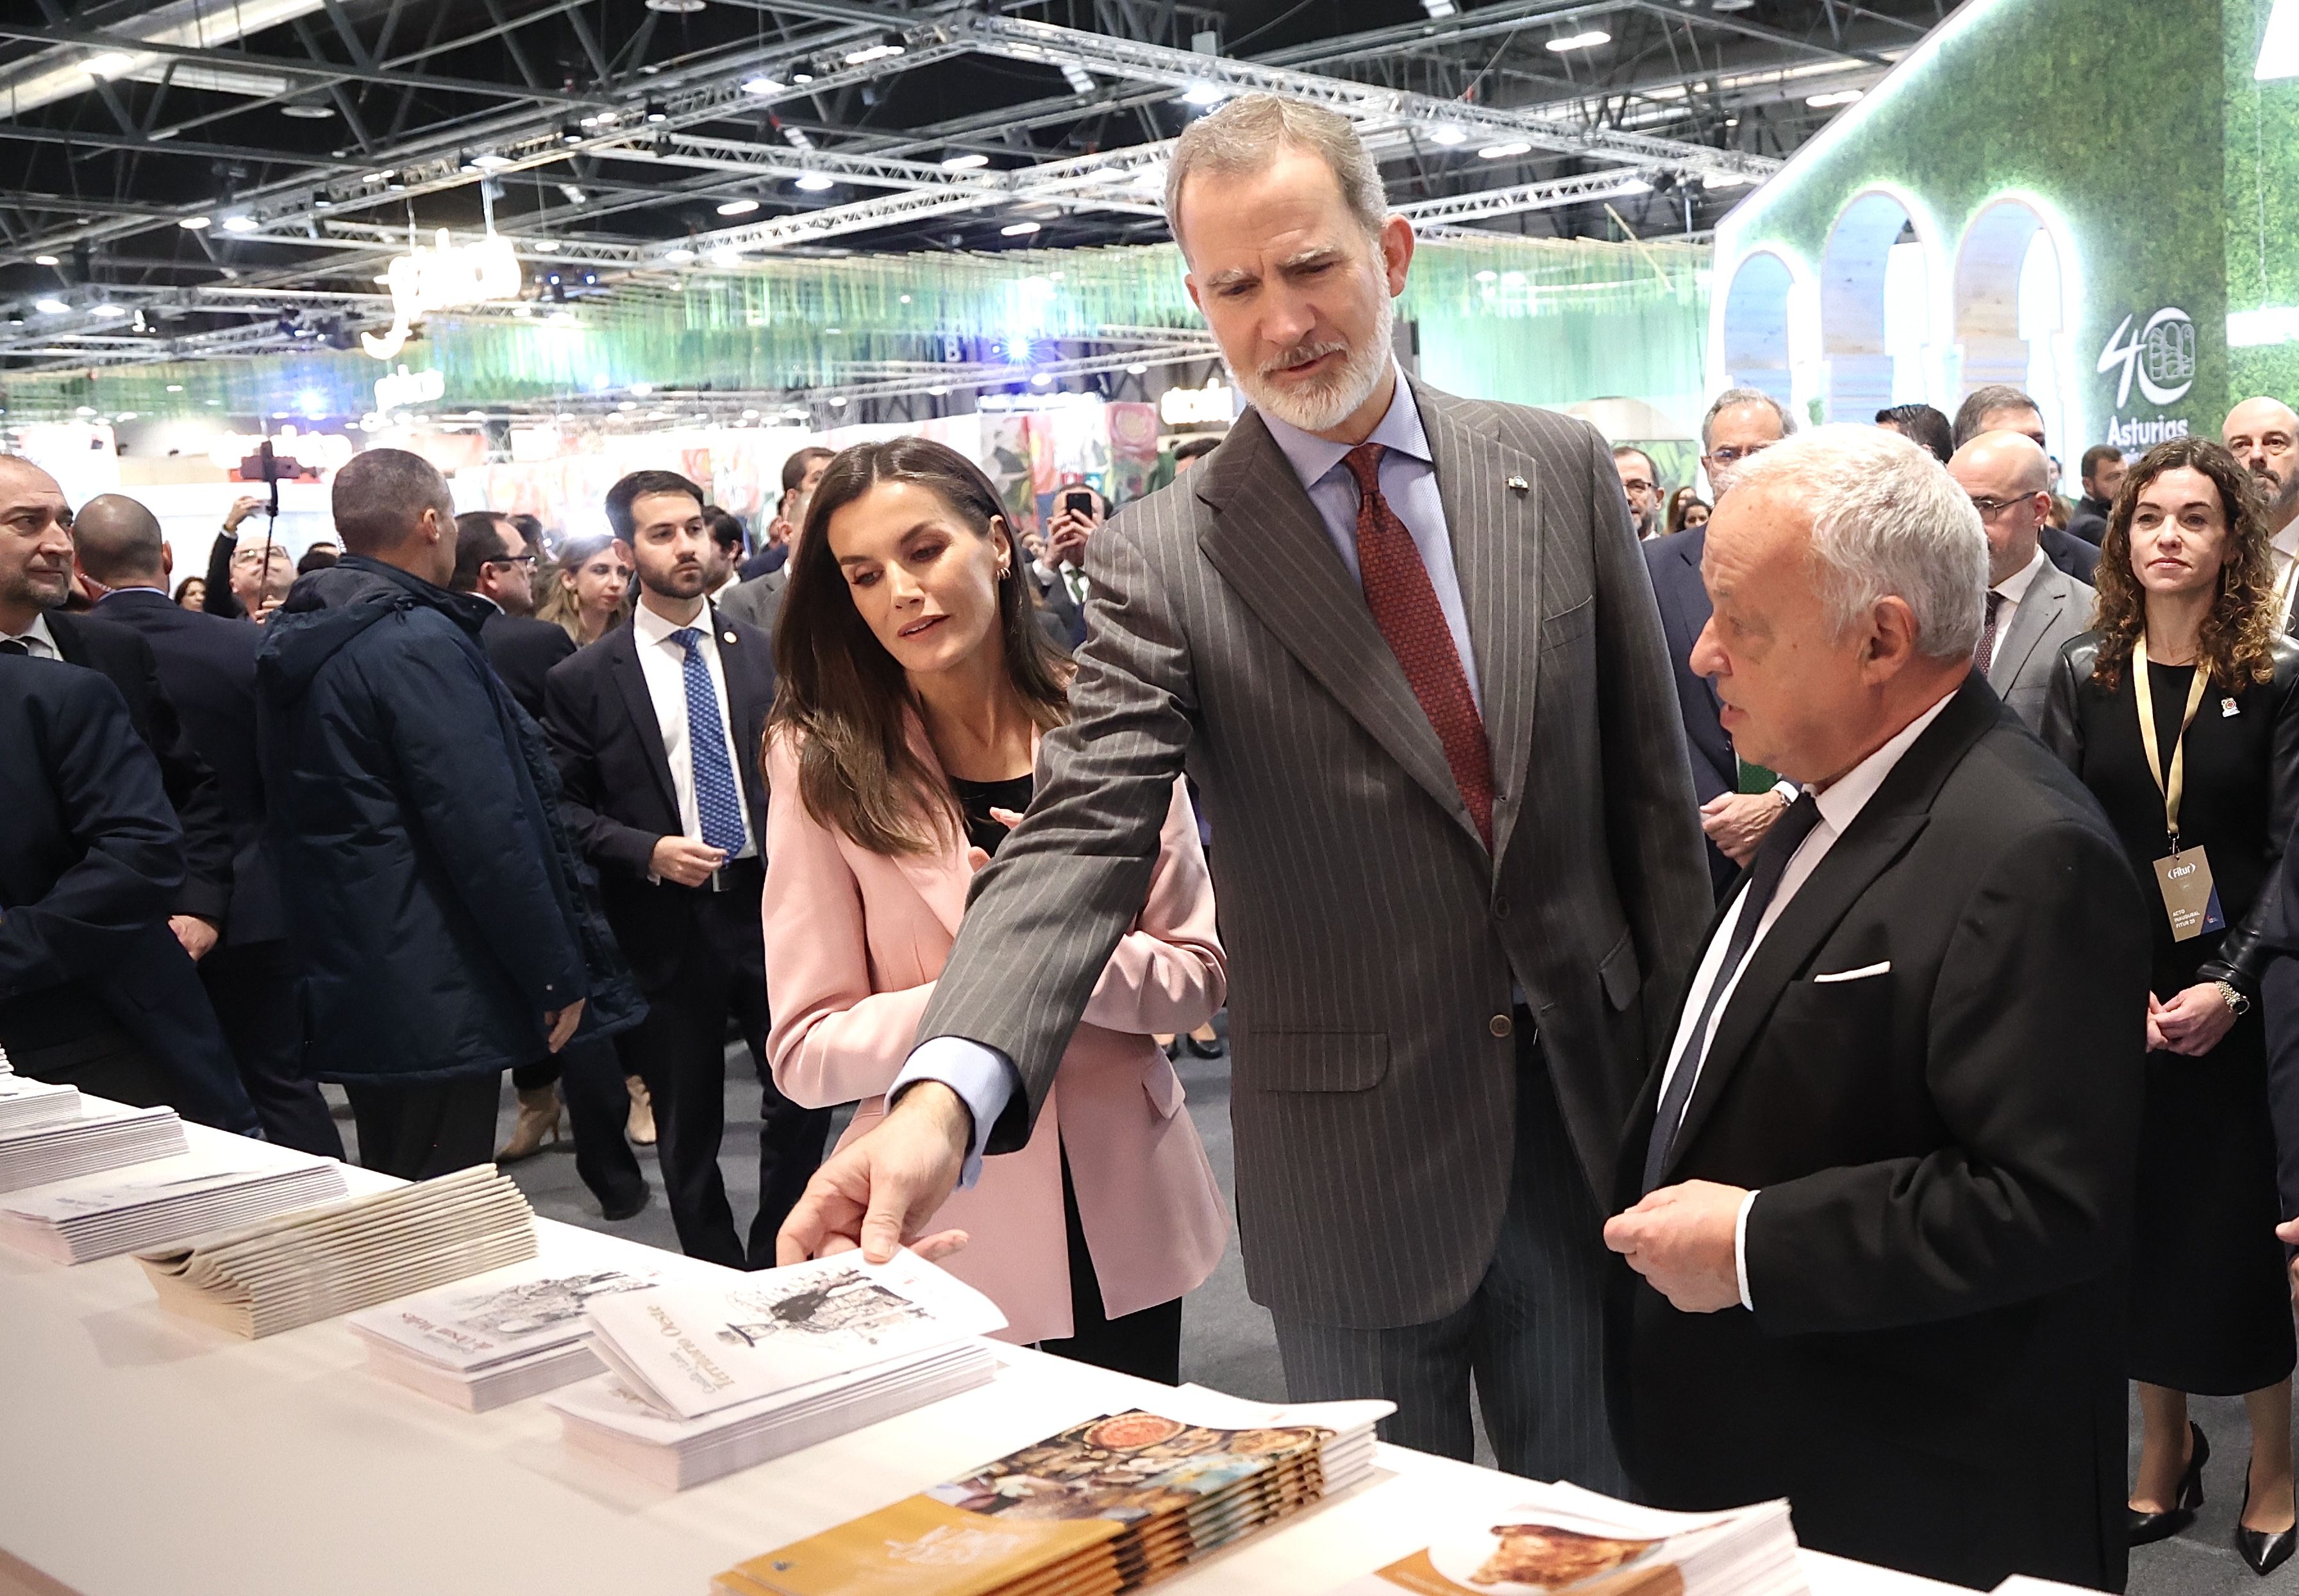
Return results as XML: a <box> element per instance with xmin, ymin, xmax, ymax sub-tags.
<box><xmin>362</xmin><ymin>230</ymin><xmax>522</xmax><ymax>361</ymax></box>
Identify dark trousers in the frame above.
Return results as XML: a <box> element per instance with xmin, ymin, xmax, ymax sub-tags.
<box><xmin>617</xmin><ymin>878</ymin><xmax>830</xmax><ymax>1268</ymax></box>
<box><xmin>1039</xmin><ymin>1145</ymin><xmax>1183</xmax><ymax>1384</ymax></box>
<box><xmin>201</xmin><ymin>940</ymin><xmax>342</xmax><ymax>1160</ymax></box>
<box><xmin>550</xmin><ymin>1036</ymin><xmax>648</xmax><ymax>1214</ymax></box>
<box><xmin>1270</xmin><ymin>1031</ymin><xmax>1625</xmax><ymax>1490</ymax></box>
<box><xmin>346</xmin><ymin>1074</ymin><xmax>500</xmax><ymax>1181</ymax></box>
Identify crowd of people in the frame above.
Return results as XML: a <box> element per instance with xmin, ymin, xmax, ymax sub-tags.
<box><xmin>11</xmin><ymin>91</ymin><xmax>2299</xmax><ymax>1596</ymax></box>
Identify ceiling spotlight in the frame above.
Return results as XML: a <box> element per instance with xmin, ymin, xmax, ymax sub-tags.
<box><xmin>741</xmin><ymin>75</ymin><xmax>785</xmax><ymax>96</ymax></box>
<box><xmin>940</xmin><ymin>151</ymin><xmax>991</xmax><ymax>170</ymax></box>
<box><xmin>664</xmin><ymin>245</ymin><xmax>697</xmax><ymax>263</ymax></box>
<box><xmin>472</xmin><ymin>151</ymin><xmax>513</xmax><ymax>170</ymax></box>
<box><xmin>180</xmin><ymin>215</ymin><xmax>212</xmax><ymax>230</ymax></box>
<box><xmin>926</xmin><ymin>387</ymin><xmax>949</xmax><ymax>397</ymax></box>
<box><xmin>364</xmin><ymin>169</ymin><xmax>393</xmax><ymax>184</ymax></box>
<box><xmin>791</xmin><ymin>72</ymin><xmax>814</xmax><ymax>85</ymax></box>
<box><xmin>1179</xmin><ymin>83</ymin><xmax>1225</xmax><ymax>108</ymax></box>
<box><xmin>35</xmin><ymin>297</ymin><xmax>69</xmax><ymax>315</ymax></box>
<box><xmin>558</xmin><ymin>183</ymin><xmax>588</xmax><ymax>204</ymax></box>
<box><xmin>1125</xmin><ymin>362</ymin><xmax>1148</xmax><ymax>376</ymax></box>
<box><xmin>456</xmin><ymin>151</ymin><xmax>482</xmax><ymax>174</ymax></box>
<box><xmin>1428</xmin><ymin>126</ymin><xmax>1468</xmax><ymax>146</ymax></box>
<box><xmin>1545</xmin><ymin>29</ymin><xmax>1611</xmax><ymax>51</ymax></box>
<box><xmin>91</xmin><ymin>303</ymin><xmax>128</xmax><ymax>319</ymax></box>
<box><xmin>1030</xmin><ymin>372</ymin><xmax>1053</xmax><ymax>387</ymax></box>
<box><xmin>643</xmin><ymin>98</ymin><xmax>667</xmax><ymax>124</ymax></box>
<box><xmin>828</xmin><ymin>395</ymin><xmax>848</xmax><ymax>408</ymax></box>
<box><xmin>167</xmin><ymin>383</ymin><xmax>184</xmax><ymax>392</ymax></box>
<box><xmin>558</xmin><ymin>122</ymin><xmax>583</xmax><ymax>145</ymax></box>
<box><xmin>1477</xmin><ymin>140</ymin><xmax>1534</xmax><ymax>160</ymax></box>
<box><xmin>782</xmin><ymin>125</ymin><xmax>814</xmax><ymax>150</ymax></box>
<box><xmin>1421</xmin><ymin>0</ymin><xmax>1457</xmax><ymax>15</ymax></box>
<box><xmin>643</xmin><ymin>0</ymin><xmax>705</xmax><ymax>12</ymax></box>
<box><xmin>1806</xmin><ymin>88</ymin><xmax>1864</xmax><ymax>108</ymax></box>
<box><xmin>1000</xmin><ymin>220</ymin><xmax>1041</xmax><ymax>237</ymax></box>
<box><xmin>793</xmin><ymin>174</ymin><xmax>835</xmax><ymax>192</ymax></box>
<box><xmin>34</xmin><ymin>254</ymin><xmax>60</xmax><ymax>266</ymax></box>
<box><xmin>708</xmin><ymin>246</ymin><xmax>745</xmax><ymax>267</ymax></box>
<box><xmin>842</xmin><ymin>42</ymin><xmax>905</xmax><ymax>65</ymax></box>
<box><xmin>222</xmin><ymin>214</ymin><xmax>260</xmax><ymax>233</ymax></box>
<box><xmin>1061</xmin><ymin>63</ymin><xmax>1094</xmax><ymax>95</ymax></box>
<box><xmin>716</xmin><ymin>197</ymin><xmax>760</xmax><ymax>216</ymax></box>
<box><xmin>281</xmin><ymin>100</ymin><xmax>335</xmax><ymax>120</ymax></box>
<box><xmin>83</xmin><ymin>52</ymin><xmax>137</xmax><ymax>79</ymax></box>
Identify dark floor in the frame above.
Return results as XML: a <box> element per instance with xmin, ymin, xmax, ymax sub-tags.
<box><xmin>331</xmin><ymin>1043</ymin><xmax>2299</xmax><ymax>1596</ymax></box>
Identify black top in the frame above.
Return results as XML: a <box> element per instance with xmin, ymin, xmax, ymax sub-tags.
<box><xmin>951</xmin><ymin>773</ymin><xmax>1033</xmax><ymax>858</ymax></box>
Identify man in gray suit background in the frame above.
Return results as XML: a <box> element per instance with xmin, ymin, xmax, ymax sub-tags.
<box><xmin>720</xmin><ymin>445</ymin><xmax>833</xmax><ymax>636</ymax></box>
<box><xmin>777</xmin><ymin>94</ymin><xmax>1710</xmax><ymax>1488</ymax></box>
<box><xmin>1947</xmin><ymin>430</ymin><xmax>2093</xmax><ymax>733</ymax></box>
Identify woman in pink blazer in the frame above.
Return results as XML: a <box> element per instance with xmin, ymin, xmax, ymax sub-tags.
<box><xmin>762</xmin><ymin>436</ymin><xmax>1228</xmax><ymax>1383</ymax></box>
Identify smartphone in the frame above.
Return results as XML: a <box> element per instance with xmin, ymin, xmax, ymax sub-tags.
<box><xmin>1062</xmin><ymin>488</ymin><xmax>1094</xmax><ymax>518</ymax></box>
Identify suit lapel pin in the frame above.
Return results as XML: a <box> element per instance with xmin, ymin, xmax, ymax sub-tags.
<box><xmin>1505</xmin><ymin>475</ymin><xmax>1529</xmax><ymax>494</ymax></box>
<box><xmin>723</xmin><ymin>630</ymin><xmax>739</xmax><ymax>645</ymax></box>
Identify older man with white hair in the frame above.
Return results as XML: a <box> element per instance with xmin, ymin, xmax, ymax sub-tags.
<box><xmin>1605</xmin><ymin>426</ymin><xmax>2147</xmax><ymax>1590</ymax></box>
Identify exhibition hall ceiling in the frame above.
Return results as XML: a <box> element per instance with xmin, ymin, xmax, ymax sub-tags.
<box><xmin>0</xmin><ymin>0</ymin><xmax>1956</xmax><ymax>372</ymax></box>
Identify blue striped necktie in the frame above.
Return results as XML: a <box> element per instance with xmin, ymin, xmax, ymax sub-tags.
<box><xmin>668</xmin><ymin>626</ymin><xmax>747</xmax><ymax>856</ymax></box>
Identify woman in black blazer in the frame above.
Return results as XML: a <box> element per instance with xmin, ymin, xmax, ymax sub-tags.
<box><xmin>2041</xmin><ymin>436</ymin><xmax>2299</xmax><ymax>1575</ymax></box>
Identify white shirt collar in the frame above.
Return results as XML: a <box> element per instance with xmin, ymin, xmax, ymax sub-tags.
<box><xmin>1807</xmin><ymin>688</ymin><xmax>1960</xmax><ymax>838</ymax></box>
<box><xmin>633</xmin><ymin>595</ymin><xmax>710</xmax><ymax>647</ymax></box>
<box><xmin>1992</xmin><ymin>545</ymin><xmax>2049</xmax><ymax>605</ymax></box>
<box><xmin>469</xmin><ymin>592</ymin><xmax>505</xmax><ymax>615</ymax></box>
<box><xmin>3</xmin><ymin>612</ymin><xmax>60</xmax><ymax>656</ymax></box>
<box><xmin>2275</xmin><ymin>515</ymin><xmax>2299</xmax><ymax>562</ymax></box>
<box><xmin>1258</xmin><ymin>363</ymin><xmax>1431</xmax><ymax>495</ymax></box>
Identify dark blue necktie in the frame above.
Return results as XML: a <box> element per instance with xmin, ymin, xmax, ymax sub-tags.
<box><xmin>1641</xmin><ymin>790</ymin><xmax>1823</xmax><ymax>1193</ymax></box>
<box><xmin>667</xmin><ymin>626</ymin><xmax>747</xmax><ymax>856</ymax></box>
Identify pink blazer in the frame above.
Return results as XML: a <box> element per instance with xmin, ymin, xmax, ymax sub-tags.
<box><xmin>762</xmin><ymin>726</ymin><xmax>1230</xmax><ymax>1344</ymax></box>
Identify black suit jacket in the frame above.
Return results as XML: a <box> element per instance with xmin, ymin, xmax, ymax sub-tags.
<box><xmin>2041</xmin><ymin>520</ymin><xmax>2100</xmax><ymax>583</ymax></box>
<box><xmin>0</xmin><ymin>656</ymin><xmax>257</xmax><ymax>1131</ymax></box>
<box><xmin>1613</xmin><ymin>675</ymin><xmax>2146</xmax><ymax>1592</ymax></box>
<box><xmin>480</xmin><ymin>610</ymin><xmax>578</xmax><ymax>722</ymax></box>
<box><xmin>46</xmin><ymin>608</ymin><xmax>236</xmax><ymax>929</ymax></box>
<box><xmin>1641</xmin><ymin>525</ymin><xmax>1737</xmax><ymax>895</ymax></box>
<box><xmin>91</xmin><ymin>588</ymin><xmax>283</xmax><ymax>944</ymax></box>
<box><xmin>542</xmin><ymin>605</ymin><xmax>775</xmax><ymax>993</ymax></box>
<box><xmin>1032</xmin><ymin>563</ymin><xmax>1088</xmax><ymax>650</ymax></box>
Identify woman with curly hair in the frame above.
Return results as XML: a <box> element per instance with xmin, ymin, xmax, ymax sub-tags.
<box><xmin>2041</xmin><ymin>436</ymin><xmax>2299</xmax><ymax>1574</ymax></box>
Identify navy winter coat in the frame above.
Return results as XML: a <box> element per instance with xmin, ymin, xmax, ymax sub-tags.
<box><xmin>256</xmin><ymin>556</ymin><xmax>642</xmax><ymax>1083</ymax></box>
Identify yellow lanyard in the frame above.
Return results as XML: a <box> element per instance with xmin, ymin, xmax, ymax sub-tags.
<box><xmin>2132</xmin><ymin>633</ymin><xmax>2211</xmax><ymax>851</ymax></box>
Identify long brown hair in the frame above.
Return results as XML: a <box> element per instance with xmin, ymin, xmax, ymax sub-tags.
<box><xmin>2089</xmin><ymin>436</ymin><xmax>2278</xmax><ymax>694</ymax></box>
<box><xmin>769</xmin><ymin>437</ymin><xmax>1070</xmax><ymax>856</ymax></box>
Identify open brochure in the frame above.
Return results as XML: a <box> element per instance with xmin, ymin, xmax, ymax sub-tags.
<box><xmin>1328</xmin><ymin>1486</ymin><xmax>1804</xmax><ymax>1596</ymax></box>
<box><xmin>582</xmin><ymin>1247</ymin><xmax>1007</xmax><ymax>1420</ymax></box>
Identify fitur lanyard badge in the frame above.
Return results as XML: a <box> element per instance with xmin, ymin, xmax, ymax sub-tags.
<box><xmin>2134</xmin><ymin>633</ymin><xmax>2228</xmax><ymax>942</ymax></box>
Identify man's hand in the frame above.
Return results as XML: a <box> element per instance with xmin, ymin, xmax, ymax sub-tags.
<box><xmin>777</xmin><ymin>1081</ymin><xmax>973</xmax><ymax>1266</ymax></box>
<box><xmin>544</xmin><ymin>998</ymin><xmax>586</xmax><ymax>1054</ymax></box>
<box><xmin>1048</xmin><ymin>511</ymin><xmax>1092</xmax><ymax>569</ymax></box>
<box><xmin>223</xmin><ymin>495</ymin><xmax>265</xmax><ymax>533</ymax></box>
<box><xmin>1603</xmin><ymin>1179</ymin><xmax>1750</xmax><ymax>1313</ymax></box>
<box><xmin>2153</xmin><ymin>983</ymin><xmax>2239</xmax><ymax>1058</ymax></box>
<box><xmin>650</xmin><ymin>835</ymin><xmax>728</xmax><ymax>888</ymax></box>
<box><xmin>1700</xmin><ymin>790</ymin><xmax>1788</xmax><ymax>867</ymax></box>
<box><xmin>168</xmin><ymin>915</ymin><xmax>221</xmax><ymax>963</ymax></box>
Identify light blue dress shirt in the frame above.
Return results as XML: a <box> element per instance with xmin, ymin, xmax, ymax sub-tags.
<box><xmin>889</xmin><ymin>367</ymin><xmax>1480</xmax><ymax>1183</ymax></box>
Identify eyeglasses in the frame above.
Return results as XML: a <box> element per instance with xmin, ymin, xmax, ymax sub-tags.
<box><xmin>483</xmin><ymin>553</ymin><xmax>539</xmax><ymax>569</ymax></box>
<box><xmin>1965</xmin><ymin>495</ymin><xmax>2037</xmax><ymax>520</ymax></box>
<box><xmin>1704</xmin><ymin>444</ymin><xmax>1775</xmax><ymax>467</ymax></box>
<box><xmin>1618</xmin><ymin>478</ymin><xmax>1656</xmax><ymax>495</ymax></box>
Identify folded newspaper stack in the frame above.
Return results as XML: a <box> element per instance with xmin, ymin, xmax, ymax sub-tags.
<box><xmin>714</xmin><ymin>1392</ymin><xmax>1395</xmax><ymax>1596</ymax></box>
<box><xmin>348</xmin><ymin>1250</ymin><xmax>667</xmax><ymax>1411</ymax></box>
<box><xmin>1327</xmin><ymin>1484</ymin><xmax>1805</xmax><ymax>1596</ymax></box>
<box><xmin>136</xmin><ymin>1164</ymin><xmax>536</xmax><ymax>1338</ymax></box>
<box><xmin>0</xmin><ymin>1101</ymin><xmax>185</xmax><ymax>1193</ymax></box>
<box><xmin>0</xmin><ymin>1072</ymin><xmax>80</xmax><ymax>1132</ymax></box>
<box><xmin>0</xmin><ymin>1140</ymin><xmax>346</xmax><ymax>1264</ymax></box>
<box><xmin>549</xmin><ymin>1248</ymin><xmax>1007</xmax><ymax>1488</ymax></box>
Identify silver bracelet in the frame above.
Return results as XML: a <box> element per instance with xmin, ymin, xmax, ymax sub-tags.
<box><xmin>2217</xmin><ymin>979</ymin><xmax>2252</xmax><ymax>1017</ymax></box>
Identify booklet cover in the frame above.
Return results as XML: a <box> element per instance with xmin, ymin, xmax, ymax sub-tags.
<box><xmin>584</xmin><ymin>1247</ymin><xmax>1007</xmax><ymax>1420</ymax></box>
<box><xmin>351</xmin><ymin>1261</ymin><xmax>662</xmax><ymax>1372</ymax></box>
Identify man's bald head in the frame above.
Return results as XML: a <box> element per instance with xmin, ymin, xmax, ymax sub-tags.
<box><xmin>1948</xmin><ymin>429</ymin><xmax>2053</xmax><ymax>497</ymax></box>
<box><xmin>2223</xmin><ymin>397</ymin><xmax>2299</xmax><ymax>531</ymax></box>
<box><xmin>1948</xmin><ymin>429</ymin><xmax>2055</xmax><ymax>587</ymax></box>
<box><xmin>72</xmin><ymin>493</ymin><xmax>168</xmax><ymax>588</ymax></box>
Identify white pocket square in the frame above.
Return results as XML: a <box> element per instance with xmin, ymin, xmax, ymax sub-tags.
<box><xmin>1812</xmin><ymin>961</ymin><xmax>1891</xmax><ymax>984</ymax></box>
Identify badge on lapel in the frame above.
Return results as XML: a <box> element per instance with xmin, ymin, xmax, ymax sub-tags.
<box><xmin>723</xmin><ymin>630</ymin><xmax>739</xmax><ymax>645</ymax></box>
<box><xmin>1505</xmin><ymin>475</ymin><xmax>1530</xmax><ymax>494</ymax></box>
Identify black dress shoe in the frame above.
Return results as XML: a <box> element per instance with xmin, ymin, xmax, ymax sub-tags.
<box><xmin>2238</xmin><ymin>1475</ymin><xmax>2298</xmax><ymax>1575</ymax></box>
<box><xmin>599</xmin><ymin>1185</ymin><xmax>652</xmax><ymax>1223</ymax></box>
<box><xmin>2128</xmin><ymin>1421</ymin><xmax>2209</xmax><ymax>1547</ymax></box>
<box><xmin>1183</xmin><ymin>1032</ymin><xmax>1226</xmax><ymax>1060</ymax></box>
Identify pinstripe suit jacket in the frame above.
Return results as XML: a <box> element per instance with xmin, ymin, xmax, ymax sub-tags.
<box><xmin>915</xmin><ymin>379</ymin><xmax>1712</xmax><ymax>1328</ymax></box>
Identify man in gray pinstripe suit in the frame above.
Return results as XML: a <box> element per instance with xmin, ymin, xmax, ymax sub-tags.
<box><xmin>778</xmin><ymin>96</ymin><xmax>1710</xmax><ymax>1486</ymax></box>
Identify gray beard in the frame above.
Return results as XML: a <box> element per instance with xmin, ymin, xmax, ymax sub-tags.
<box><xmin>1233</xmin><ymin>291</ymin><xmax>1396</xmax><ymax>435</ymax></box>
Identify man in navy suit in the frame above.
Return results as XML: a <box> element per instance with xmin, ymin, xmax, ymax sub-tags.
<box><xmin>71</xmin><ymin>493</ymin><xmax>342</xmax><ymax>1158</ymax></box>
<box><xmin>0</xmin><ymin>651</ymin><xmax>258</xmax><ymax>1133</ymax></box>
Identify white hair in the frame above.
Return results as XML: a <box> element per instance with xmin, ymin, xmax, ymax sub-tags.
<box><xmin>1731</xmin><ymin>423</ymin><xmax>1987</xmax><ymax>661</ymax></box>
<box><xmin>1701</xmin><ymin>386</ymin><xmax>1798</xmax><ymax>450</ymax></box>
<box><xmin>1162</xmin><ymin>95</ymin><xmax>1387</xmax><ymax>258</ymax></box>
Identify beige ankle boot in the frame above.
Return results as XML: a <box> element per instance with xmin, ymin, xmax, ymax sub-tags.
<box><xmin>496</xmin><ymin>1085</ymin><xmax>562</xmax><ymax>1163</ymax></box>
<box><xmin>625</xmin><ymin>1075</ymin><xmax>657</xmax><ymax>1145</ymax></box>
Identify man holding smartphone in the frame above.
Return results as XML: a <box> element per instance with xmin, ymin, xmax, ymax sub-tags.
<box><xmin>1033</xmin><ymin>483</ymin><xmax>1103</xmax><ymax>649</ymax></box>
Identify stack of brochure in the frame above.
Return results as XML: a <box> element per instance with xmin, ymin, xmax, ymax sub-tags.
<box><xmin>0</xmin><ymin>1101</ymin><xmax>184</xmax><ymax>1193</ymax></box>
<box><xmin>348</xmin><ymin>1252</ymin><xmax>665</xmax><ymax>1411</ymax></box>
<box><xmin>136</xmin><ymin>1165</ymin><xmax>535</xmax><ymax>1338</ymax></box>
<box><xmin>0</xmin><ymin>1072</ymin><xmax>79</xmax><ymax>1132</ymax></box>
<box><xmin>1325</xmin><ymin>1485</ymin><xmax>1805</xmax><ymax>1596</ymax></box>
<box><xmin>713</xmin><ymin>1397</ymin><xmax>1385</xmax><ymax>1596</ymax></box>
<box><xmin>0</xmin><ymin>1142</ymin><xmax>345</xmax><ymax>1264</ymax></box>
<box><xmin>549</xmin><ymin>1248</ymin><xmax>1008</xmax><ymax>1488</ymax></box>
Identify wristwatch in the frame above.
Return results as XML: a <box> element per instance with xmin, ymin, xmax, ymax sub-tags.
<box><xmin>2216</xmin><ymin>979</ymin><xmax>2252</xmax><ymax>1017</ymax></box>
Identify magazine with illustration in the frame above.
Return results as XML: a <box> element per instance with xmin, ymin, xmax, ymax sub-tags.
<box><xmin>582</xmin><ymin>1246</ymin><xmax>1007</xmax><ymax>1420</ymax></box>
<box><xmin>1326</xmin><ymin>1485</ymin><xmax>1804</xmax><ymax>1596</ymax></box>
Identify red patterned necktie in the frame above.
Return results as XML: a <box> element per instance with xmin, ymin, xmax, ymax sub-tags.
<box><xmin>1343</xmin><ymin>442</ymin><xmax>1495</xmax><ymax>849</ymax></box>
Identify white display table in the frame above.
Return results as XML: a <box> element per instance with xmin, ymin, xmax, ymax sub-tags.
<box><xmin>0</xmin><ymin>1124</ymin><xmax>1961</xmax><ymax>1596</ymax></box>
